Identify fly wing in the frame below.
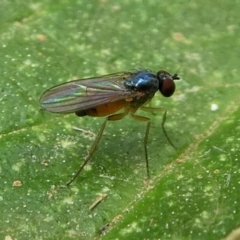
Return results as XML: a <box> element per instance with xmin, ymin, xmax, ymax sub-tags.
<box><xmin>40</xmin><ymin>72</ymin><xmax>134</xmax><ymax>113</ymax></box>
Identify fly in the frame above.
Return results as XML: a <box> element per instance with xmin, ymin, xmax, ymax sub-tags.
<box><xmin>39</xmin><ymin>69</ymin><xmax>180</xmax><ymax>186</ymax></box>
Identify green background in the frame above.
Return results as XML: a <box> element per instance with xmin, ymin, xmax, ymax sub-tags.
<box><xmin>0</xmin><ymin>0</ymin><xmax>240</xmax><ymax>239</ymax></box>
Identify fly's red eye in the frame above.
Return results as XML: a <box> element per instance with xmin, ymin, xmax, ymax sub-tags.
<box><xmin>161</xmin><ymin>79</ymin><xmax>175</xmax><ymax>97</ymax></box>
<box><xmin>157</xmin><ymin>70</ymin><xmax>180</xmax><ymax>97</ymax></box>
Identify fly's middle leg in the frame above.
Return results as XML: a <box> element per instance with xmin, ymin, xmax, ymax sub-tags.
<box><xmin>131</xmin><ymin>114</ymin><xmax>151</xmax><ymax>179</ymax></box>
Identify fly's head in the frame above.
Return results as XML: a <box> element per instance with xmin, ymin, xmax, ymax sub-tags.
<box><xmin>157</xmin><ymin>70</ymin><xmax>180</xmax><ymax>97</ymax></box>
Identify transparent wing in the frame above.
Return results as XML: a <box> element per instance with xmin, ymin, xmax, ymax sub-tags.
<box><xmin>39</xmin><ymin>72</ymin><xmax>134</xmax><ymax>113</ymax></box>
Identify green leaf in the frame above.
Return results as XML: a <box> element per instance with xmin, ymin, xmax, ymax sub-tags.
<box><xmin>1</xmin><ymin>0</ymin><xmax>240</xmax><ymax>239</ymax></box>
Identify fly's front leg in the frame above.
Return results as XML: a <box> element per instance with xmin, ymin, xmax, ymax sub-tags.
<box><xmin>161</xmin><ymin>111</ymin><xmax>176</xmax><ymax>149</ymax></box>
<box><xmin>140</xmin><ymin>106</ymin><xmax>176</xmax><ymax>149</ymax></box>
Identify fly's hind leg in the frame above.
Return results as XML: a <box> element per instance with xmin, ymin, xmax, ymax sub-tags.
<box><xmin>66</xmin><ymin>111</ymin><xmax>128</xmax><ymax>186</ymax></box>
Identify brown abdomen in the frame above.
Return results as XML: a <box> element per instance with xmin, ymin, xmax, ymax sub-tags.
<box><xmin>75</xmin><ymin>99</ymin><xmax>127</xmax><ymax>117</ymax></box>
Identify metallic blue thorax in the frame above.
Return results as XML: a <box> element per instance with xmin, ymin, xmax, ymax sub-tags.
<box><xmin>124</xmin><ymin>70</ymin><xmax>159</xmax><ymax>108</ymax></box>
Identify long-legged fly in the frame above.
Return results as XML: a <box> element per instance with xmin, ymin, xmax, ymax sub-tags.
<box><xmin>40</xmin><ymin>69</ymin><xmax>180</xmax><ymax>186</ymax></box>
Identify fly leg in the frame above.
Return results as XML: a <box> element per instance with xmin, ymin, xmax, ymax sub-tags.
<box><xmin>131</xmin><ymin>114</ymin><xmax>151</xmax><ymax>179</ymax></box>
<box><xmin>66</xmin><ymin>111</ymin><xmax>128</xmax><ymax>186</ymax></box>
<box><xmin>140</xmin><ymin>106</ymin><xmax>176</xmax><ymax>149</ymax></box>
